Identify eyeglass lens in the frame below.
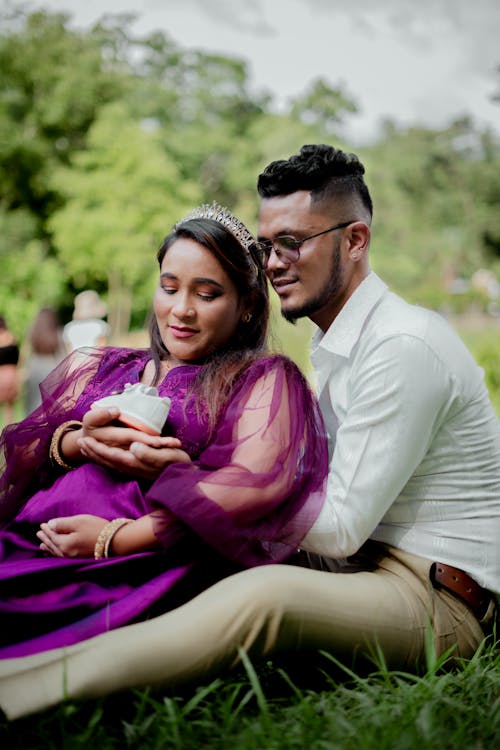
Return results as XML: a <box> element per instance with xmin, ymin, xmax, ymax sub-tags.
<box><xmin>258</xmin><ymin>238</ymin><xmax>299</xmax><ymax>268</ymax></box>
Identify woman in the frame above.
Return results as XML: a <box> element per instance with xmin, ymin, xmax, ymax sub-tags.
<box><xmin>0</xmin><ymin>316</ymin><xmax>19</xmax><ymax>426</ymax></box>
<box><xmin>0</xmin><ymin>203</ymin><xmax>327</xmax><ymax>660</ymax></box>
<box><xmin>24</xmin><ymin>307</ymin><xmax>66</xmax><ymax>414</ymax></box>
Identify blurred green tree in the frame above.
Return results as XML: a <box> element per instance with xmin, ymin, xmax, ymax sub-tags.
<box><xmin>1</xmin><ymin>3</ymin><xmax>499</xmax><ymax>374</ymax></box>
<box><xmin>48</xmin><ymin>103</ymin><xmax>200</xmax><ymax>337</ymax></box>
<box><xmin>0</xmin><ymin>8</ymin><xmax>124</xmax><ymax>221</ymax></box>
<box><xmin>0</xmin><ymin>7</ymin><xmax>128</xmax><ymax>333</ymax></box>
<box><xmin>365</xmin><ymin>118</ymin><xmax>500</xmax><ymax>308</ymax></box>
<box><xmin>289</xmin><ymin>77</ymin><xmax>358</xmax><ymax>131</ymax></box>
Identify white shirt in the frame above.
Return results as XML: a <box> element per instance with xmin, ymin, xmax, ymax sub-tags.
<box><xmin>302</xmin><ymin>272</ymin><xmax>500</xmax><ymax>593</ymax></box>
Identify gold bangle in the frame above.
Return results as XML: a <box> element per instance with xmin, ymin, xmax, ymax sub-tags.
<box><xmin>49</xmin><ymin>420</ymin><xmax>83</xmax><ymax>471</ymax></box>
<box><xmin>103</xmin><ymin>518</ymin><xmax>134</xmax><ymax>558</ymax></box>
<box><xmin>94</xmin><ymin>518</ymin><xmax>133</xmax><ymax>560</ymax></box>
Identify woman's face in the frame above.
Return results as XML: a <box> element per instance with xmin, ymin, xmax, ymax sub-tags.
<box><xmin>153</xmin><ymin>237</ymin><xmax>245</xmax><ymax>363</ymax></box>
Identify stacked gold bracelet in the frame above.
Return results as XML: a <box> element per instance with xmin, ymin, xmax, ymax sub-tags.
<box><xmin>49</xmin><ymin>420</ymin><xmax>83</xmax><ymax>471</ymax></box>
<box><xmin>94</xmin><ymin>518</ymin><xmax>133</xmax><ymax>560</ymax></box>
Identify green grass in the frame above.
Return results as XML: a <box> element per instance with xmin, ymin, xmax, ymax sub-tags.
<box><xmin>1</xmin><ymin>635</ymin><xmax>498</xmax><ymax>749</ymax></box>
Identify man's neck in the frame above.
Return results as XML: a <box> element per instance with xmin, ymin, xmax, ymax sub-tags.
<box><xmin>311</xmin><ymin>266</ymin><xmax>371</xmax><ymax>332</ymax></box>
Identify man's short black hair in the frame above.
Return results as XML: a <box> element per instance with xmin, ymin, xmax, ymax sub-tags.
<box><xmin>257</xmin><ymin>144</ymin><xmax>373</xmax><ymax>220</ymax></box>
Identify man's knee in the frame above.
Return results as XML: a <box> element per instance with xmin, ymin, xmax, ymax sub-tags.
<box><xmin>210</xmin><ymin>565</ymin><xmax>305</xmax><ymax>661</ymax></box>
<box><xmin>220</xmin><ymin>564</ymin><xmax>304</xmax><ymax>613</ymax></box>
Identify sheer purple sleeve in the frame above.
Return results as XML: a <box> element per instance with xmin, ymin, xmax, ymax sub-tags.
<box><xmin>147</xmin><ymin>356</ymin><xmax>328</xmax><ymax>566</ymax></box>
<box><xmin>0</xmin><ymin>348</ymin><xmax>121</xmax><ymax>523</ymax></box>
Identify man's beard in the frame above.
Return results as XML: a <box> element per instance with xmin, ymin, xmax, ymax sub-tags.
<box><xmin>281</xmin><ymin>240</ymin><xmax>343</xmax><ymax>324</ymax></box>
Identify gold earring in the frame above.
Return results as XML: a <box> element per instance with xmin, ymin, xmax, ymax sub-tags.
<box><xmin>242</xmin><ymin>312</ymin><xmax>252</xmax><ymax>323</ymax></box>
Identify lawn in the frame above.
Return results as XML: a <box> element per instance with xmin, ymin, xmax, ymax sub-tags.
<box><xmin>1</xmin><ymin>634</ymin><xmax>498</xmax><ymax>749</ymax></box>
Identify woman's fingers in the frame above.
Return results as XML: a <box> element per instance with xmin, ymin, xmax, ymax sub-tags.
<box><xmin>37</xmin><ymin>527</ymin><xmax>64</xmax><ymax>557</ymax></box>
<box><xmin>130</xmin><ymin>444</ymin><xmax>191</xmax><ymax>465</ymax></box>
<box><xmin>45</xmin><ymin>517</ymin><xmax>75</xmax><ymax>533</ymax></box>
<box><xmin>83</xmin><ymin>408</ymin><xmax>182</xmax><ymax>451</ymax></box>
<box><xmin>83</xmin><ymin>406</ymin><xmax>120</xmax><ymax>427</ymax></box>
<box><xmin>79</xmin><ymin>435</ymin><xmax>185</xmax><ymax>476</ymax></box>
<box><xmin>78</xmin><ymin>436</ymin><xmax>152</xmax><ymax>475</ymax></box>
<box><xmin>129</xmin><ymin>444</ymin><xmax>192</xmax><ymax>478</ymax></box>
<box><xmin>37</xmin><ymin>519</ymin><xmax>72</xmax><ymax>557</ymax></box>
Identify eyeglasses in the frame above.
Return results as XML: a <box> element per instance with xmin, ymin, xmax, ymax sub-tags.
<box><xmin>255</xmin><ymin>220</ymin><xmax>355</xmax><ymax>268</ymax></box>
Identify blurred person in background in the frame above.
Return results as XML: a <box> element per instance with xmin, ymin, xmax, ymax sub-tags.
<box><xmin>0</xmin><ymin>316</ymin><xmax>20</xmax><ymax>426</ymax></box>
<box><xmin>24</xmin><ymin>307</ymin><xmax>66</xmax><ymax>414</ymax></box>
<box><xmin>63</xmin><ymin>290</ymin><xmax>109</xmax><ymax>352</ymax></box>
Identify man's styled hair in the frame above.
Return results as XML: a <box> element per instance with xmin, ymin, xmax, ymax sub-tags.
<box><xmin>257</xmin><ymin>144</ymin><xmax>373</xmax><ymax>220</ymax></box>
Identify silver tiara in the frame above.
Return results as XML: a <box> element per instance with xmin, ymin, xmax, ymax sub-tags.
<box><xmin>175</xmin><ymin>202</ymin><xmax>256</xmax><ymax>253</ymax></box>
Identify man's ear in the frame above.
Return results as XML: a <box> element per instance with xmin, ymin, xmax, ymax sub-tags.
<box><xmin>346</xmin><ymin>221</ymin><xmax>370</xmax><ymax>260</ymax></box>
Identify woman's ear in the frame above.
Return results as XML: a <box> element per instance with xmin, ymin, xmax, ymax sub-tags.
<box><xmin>240</xmin><ymin>291</ymin><xmax>257</xmax><ymax>324</ymax></box>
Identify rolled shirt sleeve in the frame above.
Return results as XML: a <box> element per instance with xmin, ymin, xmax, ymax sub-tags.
<box><xmin>302</xmin><ymin>334</ymin><xmax>457</xmax><ymax>558</ymax></box>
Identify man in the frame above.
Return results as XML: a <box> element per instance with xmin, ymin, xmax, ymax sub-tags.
<box><xmin>0</xmin><ymin>145</ymin><xmax>498</xmax><ymax>719</ymax></box>
<box><xmin>256</xmin><ymin>144</ymin><xmax>499</xmax><ymax>634</ymax></box>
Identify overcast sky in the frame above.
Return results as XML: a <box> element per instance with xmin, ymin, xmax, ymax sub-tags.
<box><xmin>12</xmin><ymin>0</ymin><xmax>500</xmax><ymax>143</ymax></box>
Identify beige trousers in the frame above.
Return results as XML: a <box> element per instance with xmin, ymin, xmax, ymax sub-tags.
<box><xmin>0</xmin><ymin>544</ymin><xmax>491</xmax><ymax>720</ymax></box>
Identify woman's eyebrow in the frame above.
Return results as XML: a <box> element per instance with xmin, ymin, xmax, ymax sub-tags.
<box><xmin>193</xmin><ymin>277</ymin><xmax>225</xmax><ymax>289</ymax></box>
<box><xmin>160</xmin><ymin>272</ymin><xmax>224</xmax><ymax>289</ymax></box>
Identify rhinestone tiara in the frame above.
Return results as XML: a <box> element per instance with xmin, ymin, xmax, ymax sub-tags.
<box><xmin>175</xmin><ymin>202</ymin><xmax>256</xmax><ymax>252</ymax></box>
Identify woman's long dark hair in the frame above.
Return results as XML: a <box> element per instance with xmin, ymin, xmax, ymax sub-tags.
<box><xmin>149</xmin><ymin>218</ymin><xmax>269</xmax><ymax>427</ymax></box>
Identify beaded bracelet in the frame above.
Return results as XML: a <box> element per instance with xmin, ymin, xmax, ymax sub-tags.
<box><xmin>94</xmin><ymin>518</ymin><xmax>133</xmax><ymax>560</ymax></box>
<box><xmin>49</xmin><ymin>420</ymin><xmax>83</xmax><ymax>471</ymax></box>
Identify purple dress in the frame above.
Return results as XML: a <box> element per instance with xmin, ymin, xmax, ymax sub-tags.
<box><xmin>0</xmin><ymin>347</ymin><xmax>327</xmax><ymax>658</ymax></box>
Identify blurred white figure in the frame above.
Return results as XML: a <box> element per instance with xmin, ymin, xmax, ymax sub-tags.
<box><xmin>63</xmin><ymin>290</ymin><xmax>109</xmax><ymax>352</ymax></box>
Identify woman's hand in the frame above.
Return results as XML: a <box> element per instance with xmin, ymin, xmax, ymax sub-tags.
<box><xmin>37</xmin><ymin>514</ymin><xmax>164</xmax><ymax>557</ymax></box>
<box><xmin>37</xmin><ymin>514</ymin><xmax>107</xmax><ymax>558</ymax></box>
<box><xmin>82</xmin><ymin>406</ymin><xmax>165</xmax><ymax>451</ymax></box>
<box><xmin>68</xmin><ymin>406</ymin><xmax>191</xmax><ymax>479</ymax></box>
<box><xmin>78</xmin><ymin>428</ymin><xmax>191</xmax><ymax>480</ymax></box>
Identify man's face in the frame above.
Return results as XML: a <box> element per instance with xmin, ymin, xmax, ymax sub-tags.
<box><xmin>258</xmin><ymin>191</ymin><xmax>352</xmax><ymax>331</ymax></box>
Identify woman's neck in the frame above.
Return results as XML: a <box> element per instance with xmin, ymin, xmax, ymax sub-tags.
<box><xmin>141</xmin><ymin>355</ymin><xmax>191</xmax><ymax>385</ymax></box>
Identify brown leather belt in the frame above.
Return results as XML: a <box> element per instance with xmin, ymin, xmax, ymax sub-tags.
<box><xmin>430</xmin><ymin>562</ymin><xmax>491</xmax><ymax>620</ymax></box>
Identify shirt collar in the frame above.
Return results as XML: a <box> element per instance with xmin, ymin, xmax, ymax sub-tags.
<box><xmin>311</xmin><ymin>272</ymin><xmax>388</xmax><ymax>358</ymax></box>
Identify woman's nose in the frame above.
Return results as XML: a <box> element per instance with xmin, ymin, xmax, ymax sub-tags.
<box><xmin>172</xmin><ymin>294</ymin><xmax>195</xmax><ymax>319</ymax></box>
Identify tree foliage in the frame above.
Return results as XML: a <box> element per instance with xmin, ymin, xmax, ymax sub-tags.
<box><xmin>289</xmin><ymin>77</ymin><xmax>358</xmax><ymax>131</ymax></box>
<box><xmin>0</xmin><ymin>4</ymin><xmax>499</xmax><ymax>354</ymax></box>
<box><xmin>364</xmin><ymin>118</ymin><xmax>500</xmax><ymax>307</ymax></box>
<box><xmin>48</xmin><ymin>102</ymin><xmax>200</xmax><ymax>335</ymax></box>
<box><xmin>0</xmin><ymin>9</ymin><xmax>124</xmax><ymax>218</ymax></box>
